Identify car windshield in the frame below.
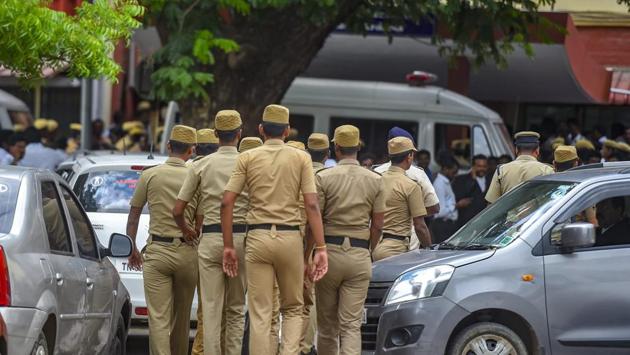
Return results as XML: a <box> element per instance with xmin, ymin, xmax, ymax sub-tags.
<box><xmin>74</xmin><ymin>170</ymin><xmax>147</xmax><ymax>214</ymax></box>
<box><xmin>0</xmin><ymin>177</ymin><xmax>20</xmax><ymax>233</ymax></box>
<box><xmin>440</xmin><ymin>181</ymin><xmax>577</xmax><ymax>250</ymax></box>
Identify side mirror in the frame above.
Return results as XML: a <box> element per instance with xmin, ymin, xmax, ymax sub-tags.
<box><xmin>556</xmin><ymin>222</ymin><xmax>596</xmax><ymax>250</ymax></box>
<box><xmin>105</xmin><ymin>233</ymin><xmax>133</xmax><ymax>258</ymax></box>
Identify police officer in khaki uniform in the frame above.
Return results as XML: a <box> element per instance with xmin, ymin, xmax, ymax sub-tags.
<box><xmin>372</xmin><ymin>137</ymin><xmax>431</xmax><ymax>261</ymax></box>
<box><xmin>174</xmin><ymin>111</ymin><xmax>247</xmax><ymax>355</ymax></box>
<box><xmin>186</xmin><ymin>127</ymin><xmax>221</xmax><ymax>355</ymax></box>
<box><xmin>486</xmin><ymin>131</ymin><xmax>554</xmax><ymax>203</ymax></box>
<box><xmin>222</xmin><ymin>104</ymin><xmax>328</xmax><ymax>355</ymax></box>
<box><xmin>314</xmin><ymin>125</ymin><xmax>385</xmax><ymax>355</ymax></box>
<box><xmin>195</xmin><ymin>128</ymin><xmax>220</xmax><ymax>159</ymax></box>
<box><xmin>239</xmin><ymin>137</ymin><xmax>263</xmax><ymax>152</ymax></box>
<box><xmin>554</xmin><ymin>145</ymin><xmax>598</xmax><ymax>226</ymax></box>
<box><xmin>126</xmin><ymin>125</ymin><xmax>199</xmax><ymax>355</ymax></box>
<box><xmin>299</xmin><ymin>133</ymin><xmax>330</xmax><ymax>355</ymax></box>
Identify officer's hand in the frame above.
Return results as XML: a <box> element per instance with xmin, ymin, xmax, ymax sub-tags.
<box><xmin>223</xmin><ymin>247</ymin><xmax>238</xmax><ymax>278</ymax></box>
<box><xmin>456</xmin><ymin>198</ymin><xmax>473</xmax><ymax>209</ymax></box>
<box><xmin>128</xmin><ymin>247</ymin><xmax>143</xmax><ymax>271</ymax></box>
<box><xmin>311</xmin><ymin>249</ymin><xmax>328</xmax><ymax>282</ymax></box>
<box><xmin>183</xmin><ymin>226</ymin><xmax>199</xmax><ymax>246</ymax></box>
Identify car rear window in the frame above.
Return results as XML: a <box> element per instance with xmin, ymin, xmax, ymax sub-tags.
<box><xmin>74</xmin><ymin>170</ymin><xmax>147</xmax><ymax>214</ymax></box>
<box><xmin>0</xmin><ymin>177</ymin><xmax>20</xmax><ymax>233</ymax></box>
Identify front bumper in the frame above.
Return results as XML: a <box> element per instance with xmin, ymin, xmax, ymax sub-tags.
<box><xmin>0</xmin><ymin>306</ymin><xmax>48</xmax><ymax>355</ymax></box>
<box><xmin>362</xmin><ymin>286</ymin><xmax>469</xmax><ymax>355</ymax></box>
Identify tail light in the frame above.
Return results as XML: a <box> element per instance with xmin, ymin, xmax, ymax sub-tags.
<box><xmin>135</xmin><ymin>307</ymin><xmax>148</xmax><ymax>316</ymax></box>
<box><xmin>0</xmin><ymin>246</ymin><xmax>10</xmax><ymax>306</ymax></box>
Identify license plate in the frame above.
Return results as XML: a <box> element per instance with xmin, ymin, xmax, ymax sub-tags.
<box><xmin>116</xmin><ymin>259</ymin><xmax>142</xmax><ymax>273</ymax></box>
<box><xmin>362</xmin><ymin>308</ymin><xmax>367</xmax><ymax>324</ymax></box>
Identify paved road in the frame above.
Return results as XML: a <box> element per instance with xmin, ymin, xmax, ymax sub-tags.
<box><xmin>127</xmin><ymin>328</ymin><xmax>196</xmax><ymax>355</ymax></box>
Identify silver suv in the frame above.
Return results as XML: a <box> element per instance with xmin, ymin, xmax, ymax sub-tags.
<box><xmin>0</xmin><ymin>166</ymin><xmax>132</xmax><ymax>355</ymax></box>
<box><xmin>364</xmin><ymin>162</ymin><xmax>630</xmax><ymax>355</ymax></box>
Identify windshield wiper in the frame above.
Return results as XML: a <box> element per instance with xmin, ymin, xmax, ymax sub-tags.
<box><xmin>435</xmin><ymin>242</ymin><xmax>458</xmax><ymax>250</ymax></box>
<box><xmin>460</xmin><ymin>243</ymin><xmax>495</xmax><ymax>250</ymax></box>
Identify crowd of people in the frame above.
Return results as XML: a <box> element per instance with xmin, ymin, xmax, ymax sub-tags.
<box><xmin>3</xmin><ymin>108</ymin><xmax>630</xmax><ymax>355</ymax></box>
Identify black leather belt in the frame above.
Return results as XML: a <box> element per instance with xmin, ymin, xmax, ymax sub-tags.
<box><xmin>202</xmin><ymin>224</ymin><xmax>247</xmax><ymax>234</ymax></box>
<box><xmin>152</xmin><ymin>235</ymin><xmax>177</xmax><ymax>243</ymax></box>
<box><xmin>325</xmin><ymin>236</ymin><xmax>369</xmax><ymax>249</ymax></box>
<box><xmin>248</xmin><ymin>224</ymin><xmax>300</xmax><ymax>231</ymax></box>
<box><xmin>383</xmin><ymin>233</ymin><xmax>410</xmax><ymax>241</ymax></box>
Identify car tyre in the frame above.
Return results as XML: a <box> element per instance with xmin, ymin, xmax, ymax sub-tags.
<box><xmin>111</xmin><ymin>316</ymin><xmax>127</xmax><ymax>355</ymax></box>
<box><xmin>30</xmin><ymin>331</ymin><xmax>48</xmax><ymax>355</ymax></box>
<box><xmin>448</xmin><ymin>322</ymin><xmax>528</xmax><ymax>355</ymax></box>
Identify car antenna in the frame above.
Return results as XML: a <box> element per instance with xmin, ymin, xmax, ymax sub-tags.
<box><xmin>148</xmin><ymin>143</ymin><xmax>154</xmax><ymax>160</ymax></box>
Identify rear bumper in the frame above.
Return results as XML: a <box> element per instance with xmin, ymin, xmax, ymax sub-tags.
<box><xmin>0</xmin><ymin>306</ymin><xmax>48</xmax><ymax>355</ymax></box>
<box><xmin>119</xmin><ymin>271</ymin><xmax>198</xmax><ymax>322</ymax></box>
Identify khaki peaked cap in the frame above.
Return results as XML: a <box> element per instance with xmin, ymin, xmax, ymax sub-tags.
<box><xmin>308</xmin><ymin>133</ymin><xmax>330</xmax><ymax>151</ymax></box>
<box><xmin>332</xmin><ymin>125</ymin><xmax>360</xmax><ymax>148</ymax></box>
<box><xmin>215</xmin><ymin>110</ymin><xmax>242</xmax><ymax>131</ymax></box>
<box><xmin>262</xmin><ymin>104</ymin><xmax>290</xmax><ymax>124</ymax></box>
<box><xmin>287</xmin><ymin>140</ymin><xmax>306</xmax><ymax>151</ymax></box>
<box><xmin>603</xmin><ymin>139</ymin><xmax>618</xmax><ymax>149</ymax></box>
<box><xmin>47</xmin><ymin>119</ymin><xmax>59</xmax><ymax>132</ymax></box>
<box><xmin>122</xmin><ymin>121</ymin><xmax>143</xmax><ymax>132</ymax></box>
<box><xmin>197</xmin><ymin>129</ymin><xmax>219</xmax><ymax>144</ymax></box>
<box><xmin>514</xmin><ymin>131</ymin><xmax>540</xmax><ymax>145</ymax></box>
<box><xmin>70</xmin><ymin>123</ymin><xmax>82</xmax><ymax>131</ymax></box>
<box><xmin>34</xmin><ymin>119</ymin><xmax>48</xmax><ymax>130</ymax></box>
<box><xmin>239</xmin><ymin>137</ymin><xmax>263</xmax><ymax>152</ymax></box>
<box><xmin>554</xmin><ymin>145</ymin><xmax>578</xmax><ymax>163</ymax></box>
<box><xmin>618</xmin><ymin>142</ymin><xmax>630</xmax><ymax>153</ymax></box>
<box><xmin>170</xmin><ymin>125</ymin><xmax>197</xmax><ymax>144</ymax></box>
<box><xmin>575</xmin><ymin>139</ymin><xmax>595</xmax><ymax>151</ymax></box>
<box><xmin>388</xmin><ymin>137</ymin><xmax>417</xmax><ymax>156</ymax></box>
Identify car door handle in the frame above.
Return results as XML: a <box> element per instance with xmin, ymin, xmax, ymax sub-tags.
<box><xmin>55</xmin><ymin>273</ymin><xmax>64</xmax><ymax>286</ymax></box>
<box><xmin>86</xmin><ymin>277</ymin><xmax>94</xmax><ymax>290</ymax></box>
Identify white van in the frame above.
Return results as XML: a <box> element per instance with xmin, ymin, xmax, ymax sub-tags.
<box><xmin>0</xmin><ymin>89</ymin><xmax>31</xmax><ymax>130</ymax></box>
<box><xmin>281</xmin><ymin>78</ymin><xmax>514</xmax><ymax>169</ymax></box>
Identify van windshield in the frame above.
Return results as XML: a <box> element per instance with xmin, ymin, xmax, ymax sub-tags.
<box><xmin>0</xmin><ymin>177</ymin><xmax>20</xmax><ymax>234</ymax></box>
<box><xmin>440</xmin><ymin>181</ymin><xmax>576</xmax><ymax>250</ymax></box>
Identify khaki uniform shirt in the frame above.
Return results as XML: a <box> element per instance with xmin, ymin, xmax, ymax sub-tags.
<box><xmin>374</xmin><ymin>162</ymin><xmax>439</xmax><ymax>209</ymax></box>
<box><xmin>298</xmin><ymin>161</ymin><xmax>328</xmax><ymax>225</ymax></box>
<box><xmin>382</xmin><ymin>166</ymin><xmax>427</xmax><ymax>237</ymax></box>
<box><xmin>225</xmin><ymin>139</ymin><xmax>316</xmax><ymax>225</ymax></box>
<box><xmin>130</xmin><ymin>157</ymin><xmax>196</xmax><ymax>237</ymax></box>
<box><xmin>485</xmin><ymin>155</ymin><xmax>554</xmax><ymax>203</ymax></box>
<box><xmin>178</xmin><ymin>146</ymin><xmax>248</xmax><ymax>225</ymax></box>
<box><xmin>316</xmin><ymin>159</ymin><xmax>386</xmax><ymax>240</ymax></box>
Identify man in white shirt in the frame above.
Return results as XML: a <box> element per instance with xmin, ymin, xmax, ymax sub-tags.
<box><xmin>374</xmin><ymin>127</ymin><xmax>440</xmax><ymax>249</ymax></box>
<box><xmin>431</xmin><ymin>156</ymin><xmax>459</xmax><ymax>244</ymax></box>
<box><xmin>18</xmin><ymin>128</ymin><xmax>66</xmax><ymax>171</ymax></box>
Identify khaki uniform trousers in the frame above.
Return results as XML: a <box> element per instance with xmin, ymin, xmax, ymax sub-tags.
<box><xmin>143</xmin><ymin>238</ymin><xmax>198</xmax><ymax>355</ymax></box>
<box><xmin>191</xmin><ymin>286</ymin><xmax>204</xmax><ymax>355</ymax></box>
<box><xmin>300</xmin><ymin>284</ymin><xmax>317</xmax><ymax>353</ymax></box>
<box><xmin>372</xmin><ymin>238</ymin><xmax>409</xmax><ymax>262</ymax></box>
<box><xmin>198</xmin><ymin>233</ymin><xmax>246</xmax><ymax>355</ymax></box>
<box><xmin>246</xmin><ymin>228</ymin><xmax>304</xmax><ymax>355</ymax></box>
<box><xmin>316</xmin><ymin>240</ymin><xmax>371</xmax><ymax>355</ymax></box>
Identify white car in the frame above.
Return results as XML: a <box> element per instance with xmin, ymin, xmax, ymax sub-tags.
<box><xmin>61</xmin><ymin>153</ymin><xmax>198</xmax><ymax>323</ymax></box>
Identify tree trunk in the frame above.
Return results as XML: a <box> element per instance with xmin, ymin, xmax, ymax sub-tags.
<box><xmin>204</xmin><ymin>2</ymin><xmax>362</xmax><ymax>136</ymax></box>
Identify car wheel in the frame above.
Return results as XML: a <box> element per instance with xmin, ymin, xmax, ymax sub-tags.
<box><xmin>448</xmin><ymin>322</ymin><xmax>528</xmax><ymax>355</ymax></box>
<box><xmin>30</xmin><ymin>331</ymin><xmax>48</xmax><ymax>355</ymax></box>
<box><xmin>111</xmin><ymin>316</ymin><xmax>127</xmax><ymax>355</ymax></box>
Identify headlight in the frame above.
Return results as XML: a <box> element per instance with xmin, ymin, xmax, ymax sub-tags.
<box><xmin>384</xmin><ymin>265</ymin><xmax>455</xmax><ymax>306</ymax></box>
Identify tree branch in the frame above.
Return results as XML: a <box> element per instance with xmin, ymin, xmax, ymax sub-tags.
<box><xmin>179</xmin><ymin>0</ymin><xmax>200</xmax><ymax>33</ymax></box>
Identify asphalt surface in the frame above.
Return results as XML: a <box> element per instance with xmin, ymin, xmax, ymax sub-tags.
<box><xmin>127</xmin><ymin>328</ymin><xmax>196</xmax><ymax>355</ymax></box>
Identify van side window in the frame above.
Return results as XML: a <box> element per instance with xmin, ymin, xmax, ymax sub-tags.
<box><xmin>60</xmin><ymin>186</ymin><xmax>99</xmax><ymax>260</ymax></box>
<box><xmin>434</xmin><ymin>123</ymin><xmax>470</xmax><ymax>169</ymax></box>
<box><xmin>552</xmin><ymin>195</ymin><xmax>630</xmax><ymax>248</ymax></box>
<box><xmin>289</xmin><ymin>114</ymin><xmax>314</xmax><ymax>142</ymax></box>
<box><xmin>40</xmin><ymin>182</ymin><xmax>73</xmax><ymax>254</ymax></box>
<box><xmin>473</xmin><ymin>126</ymin><xmax>492</xmax><ymax>157</ymax></box>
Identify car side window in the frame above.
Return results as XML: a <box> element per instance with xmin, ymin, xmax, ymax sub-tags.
<box><xmin>551</xmin><ymin>194</ymin><xmax>630</xmax><ymax>249</ymax></box>
<box><xmin>40</xmin><ymin>181</ymin><xmax>73</xmax><ymax>254</ymax></box>
<box><xmin>60</xmin><ymin>186</ymin><xmax>99</xmax><ymax>260</ymax></box>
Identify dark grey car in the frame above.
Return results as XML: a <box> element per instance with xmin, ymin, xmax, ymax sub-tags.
<box><xmin>0</xmin><ymin>166</ymin><xmax>133</xmax><ymax>355</ymax></box>
<box><xmin>364</xmin><ymin>162</ymin><xmax>630</xmax><ymax>355</ymax></box>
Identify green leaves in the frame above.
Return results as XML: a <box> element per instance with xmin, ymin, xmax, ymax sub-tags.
<box><xmin>0</xmin><ymin>0</ymin><xmax>143</xmax><ymax>86</ymax></box>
